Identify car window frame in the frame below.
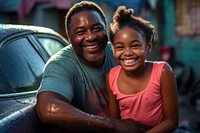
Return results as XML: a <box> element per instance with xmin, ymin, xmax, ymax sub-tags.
<box><xmin>33</xmin><ymin>33</ymin><xmax>67</xmax><ymax>57</ymax></box>
<box><xmin>0</xmin><ymin>31</ymin><xmax>67</xmax><ymax>98</ymax></box>
<box><xmin>0</xmin><ymin>32</ymin><xmax>48</xmax><ymax>98</ymax></box>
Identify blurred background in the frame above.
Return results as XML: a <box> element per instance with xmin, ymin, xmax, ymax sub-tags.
<box><xmin>0</xmin><ymin>0</ymin><xmax>200</xmax><ymax>132</ymax></box>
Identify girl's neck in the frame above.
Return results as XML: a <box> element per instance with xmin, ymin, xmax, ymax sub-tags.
<box><xmin>123</xmin><ymin>62</ymin><xmax>149</xmax><ymax>78</ymax></box>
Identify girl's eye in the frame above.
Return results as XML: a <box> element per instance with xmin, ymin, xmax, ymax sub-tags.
<box><xmin>131</xmin><ymin>44</ymin><xmax>141</xmax><ymax>48</ymax></box>
<box><xmin>114</xmin><ymin>45</ymin><xmax>124</xmax><ymax>50</ymax></box>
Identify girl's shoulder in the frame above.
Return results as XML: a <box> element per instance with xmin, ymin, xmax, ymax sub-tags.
<box><xmin>109</xmin><ymin>65</ymin><xmax>121</xmax><ymax>74</ymax></box>
<box><xmin>146</xmin><ymin>60</ymin><xmax>168</xmax><ymax>65</ymax></box>
<box><xmin>146</xmin><ymin>61</ymin><xmax>171</xmax><ymax>75</ymax></box>
<box><xmin>146</xmin><ymin>61</ymin><xmax>169</xmax><ymax>68</ymax></box>
<box><xmin>148</xmin><ymin>61</ymin><xmax>174</xmax><ymax>75</ymax></box>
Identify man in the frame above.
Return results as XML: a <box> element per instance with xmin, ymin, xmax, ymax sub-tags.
<box><xmin>36</xmin><ymin>1</ymin><xmax>150</xmax><ymax>132</ymax></box>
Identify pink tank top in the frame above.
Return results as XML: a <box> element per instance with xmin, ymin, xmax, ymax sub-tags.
<box><xmin>109</xmin><ymin>61</ymin><xmax>167</xmax><ymax>127</ymax></box>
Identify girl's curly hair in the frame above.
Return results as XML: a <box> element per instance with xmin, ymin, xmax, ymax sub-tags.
<box><xmin>109</xmin><ymin>6</ymin><xmax>155</xmax><ymax>44</ymax></box>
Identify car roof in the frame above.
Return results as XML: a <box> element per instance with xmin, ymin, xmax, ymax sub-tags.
<box><xmin>0</xmin><ymin>24</ymin><xmax>62</xmax><ymax>41</ymax></box>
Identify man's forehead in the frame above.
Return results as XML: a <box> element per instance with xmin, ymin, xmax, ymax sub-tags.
<box><xmin>70</xmin><ymin>10</ymin><xmax>105</xmax><ymax>27</ymax></box>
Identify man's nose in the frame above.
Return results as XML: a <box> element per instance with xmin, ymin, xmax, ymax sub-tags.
<box><xmin>85</xmin><ymin>30</ymin><xmax>97</xmax><ymax>41</ymax></box>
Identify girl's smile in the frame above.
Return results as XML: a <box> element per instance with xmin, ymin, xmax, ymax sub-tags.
<box><xmin>112</xmin><ymin>26</ymin><xmax>150</xmax><ymax>72</ymax></box>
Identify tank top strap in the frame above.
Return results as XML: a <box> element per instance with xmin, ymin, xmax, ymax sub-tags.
<box><xmin>109</xmin><ymin>65</ymin><xmax>121</xmax><ymax>92</ymax></box>
<box><xmin>151</xmin><ymin>61</ymin><xmax>168</xmax><ymax>83</ymax></box>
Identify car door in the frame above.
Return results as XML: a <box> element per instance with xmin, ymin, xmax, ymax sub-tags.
<box><xmin>0</xmin><ymin>32</ymin><xmax>67</xmax><ymax>119</ymax></box>
<box><xmin>0</xmin><ymin>35</ymin><xmax>46</xmax><ymax>118</ymax></box>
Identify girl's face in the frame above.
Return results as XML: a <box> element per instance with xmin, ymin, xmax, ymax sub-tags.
<box><xmin>112</xmin><ymin>26</ymin><xmax>152</xmax><ymax>72</ymax></box>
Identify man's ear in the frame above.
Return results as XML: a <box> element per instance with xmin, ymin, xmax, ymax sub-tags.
<box><xmin>66</xmin><ymin>32</ymin><xmax>71</xmax><ymax>43</ymax></box>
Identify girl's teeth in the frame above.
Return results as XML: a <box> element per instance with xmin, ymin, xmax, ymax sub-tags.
<box><xmin>124</xmin><ymin>59</ymin><xmax>135</xmax><ymax>63</ymax></box>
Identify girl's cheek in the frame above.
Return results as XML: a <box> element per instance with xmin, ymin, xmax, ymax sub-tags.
<box><xmin>140</xmin><ymin>49</ymin><xmax>145</xmax><ymax>53</ymax></box>
<box><xmin>138</xmin><ymin>49</ymin><xmax>147</xmax><ymax>54</ymax></box>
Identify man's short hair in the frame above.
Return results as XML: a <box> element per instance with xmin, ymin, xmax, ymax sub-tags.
<box><xmin>65</xmin><ymin>1</ymin><xmax>107</xmax><ymax>33</ymax></box>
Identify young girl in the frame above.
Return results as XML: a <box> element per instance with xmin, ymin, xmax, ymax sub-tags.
<box><xmin>106</xmin><ymin>6</ymin><xmax>179</xmax><ymax>133</ymax></box>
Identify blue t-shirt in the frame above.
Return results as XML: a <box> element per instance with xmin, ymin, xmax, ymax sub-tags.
<box><xmin>38</xmin><ymin>44</ymin><xmax>117</xmax><ymax>116</ymax></box>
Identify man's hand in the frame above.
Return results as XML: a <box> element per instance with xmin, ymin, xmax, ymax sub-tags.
<box><xmin>113</xmin><ymin>118</ymin><xmax>151</xmax><ymax>133</ymax></box>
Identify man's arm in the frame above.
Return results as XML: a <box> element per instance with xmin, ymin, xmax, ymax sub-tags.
<box><xmin>36</xmin><ymin>91</ymin><xmax>150</xmax><ymax>133</ymax></box>
<box><xmin>36</xmin><ymin>91</ymin><xmax>114</xmax><ymax>132</ymax></box>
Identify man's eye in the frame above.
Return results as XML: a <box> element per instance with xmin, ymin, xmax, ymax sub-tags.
<box><xmin>93</xmin><ymin>26</ymin><xmax>103</xmax><ymax>32</ymax></box>
<box><xmin>75</xmin><ymin>30</ymin><xmax>85</xmax><ymax>35</ymax></box>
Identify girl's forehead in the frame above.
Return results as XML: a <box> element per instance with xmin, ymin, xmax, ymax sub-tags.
<box><xmin>115</xmin><ymin>26</ymin><xmax>142</xmax><ymax>38</ymax></box>
<box><xmin>112</xmin><ymin>27</ymin><xmax>146</xmax><ymax>45</ymax></box>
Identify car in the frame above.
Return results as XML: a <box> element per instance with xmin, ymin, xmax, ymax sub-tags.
<box><xmin>0</xmin><ymin>24</ymin><xmax>68</xmax><ymax>120</ymax></box>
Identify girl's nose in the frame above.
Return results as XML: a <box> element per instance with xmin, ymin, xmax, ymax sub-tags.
<box><xmin>124</xmin><ymin>48</ymin><xmax>133</xmax><ymax>56</ymax></box>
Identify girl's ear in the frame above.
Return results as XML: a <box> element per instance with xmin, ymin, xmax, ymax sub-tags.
<box><xmin>147</xmin><ymin>42</ymin><xmax>152</xmax><ymax>52</ymax></box>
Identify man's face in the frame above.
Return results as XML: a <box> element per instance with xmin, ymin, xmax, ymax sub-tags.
<box><xmin>68</xmin><ymin>10</ymin><xmax>108</xmax><ymax>67</ymax></box>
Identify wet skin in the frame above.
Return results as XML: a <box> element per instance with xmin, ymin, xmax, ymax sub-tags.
<box><xmin>67</xmin><ymin>10</ymin><xmax>108</xmax><ymax>67</ymax></box>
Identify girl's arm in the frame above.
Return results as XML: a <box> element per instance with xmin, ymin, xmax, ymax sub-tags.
<box><xmin>106</xmin><ymin>71</ymin><xmax>121</xmax><ymax>119</ymax></box>
<box><xmin>146</xmin><ymin>63</ymin><xmax>179</xmax><ymax>133</ymax></box>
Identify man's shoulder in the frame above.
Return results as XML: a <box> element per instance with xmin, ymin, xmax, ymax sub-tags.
<box><xmin>105</xmin><ymin>43</ymin><xmax>113</xmax><ymax>55</ymax></box>
<box><xmin>106</xmin><ymin>42</ymin><xmax>112</xmax><ymax>49</ymax></box>
<box><xmin>48</xmin><ymin>45</ymin><xmax>75</xmax><ymax>62</ymax></box>
<box><xmin>45</xmin><ymin>45</ymin><xmax>78</xmax><ymax>68</ymax></box>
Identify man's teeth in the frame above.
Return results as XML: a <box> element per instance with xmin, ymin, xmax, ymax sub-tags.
<box><xmin>85</xmin><ymin>44</ymin><xmax>98</xmax><ymax>49</ymax></box>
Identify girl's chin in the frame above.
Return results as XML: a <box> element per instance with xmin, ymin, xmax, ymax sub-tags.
<box><xmin>122</xmin><ymin>67</ymin><xmax>135</xmax><ymax>72</ymax></box>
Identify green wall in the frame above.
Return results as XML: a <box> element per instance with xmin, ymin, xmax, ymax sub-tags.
<box><xmin>161</xmin><ymin>0</ymin><xmax>200</xmax><ymax>77</ymax></box>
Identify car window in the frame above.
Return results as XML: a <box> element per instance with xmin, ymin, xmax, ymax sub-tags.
<box><xmin>38</xmin><ymin>37</ymin><xmax>64</xmax><ymax>56</ymax></box>
<box><xmin>0</xmin><ymin>38</ymin><xmax>45</xmax><ymax>94</ymax></box>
